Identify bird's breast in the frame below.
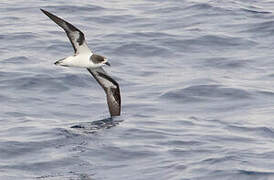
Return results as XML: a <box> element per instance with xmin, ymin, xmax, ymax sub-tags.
<box><xmin>70</xmin><ymin>54</ymin><xmax>97</xmax><ymax>68</ymax></box>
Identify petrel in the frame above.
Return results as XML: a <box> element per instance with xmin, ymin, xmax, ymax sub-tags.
<box><xmin>41</xmin><ymin>9</ymin><xmax>121</xmax><ymax>117</ymax></box>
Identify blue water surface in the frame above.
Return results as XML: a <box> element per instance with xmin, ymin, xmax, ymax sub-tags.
<box><xmin>1</xmin><ymin>0</ymin><xmax>274</xmax><ymax>179</ymax></box>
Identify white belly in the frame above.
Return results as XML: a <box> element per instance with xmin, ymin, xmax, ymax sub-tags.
<box><xmin>68</xmin><ymin>54</ymin><xmax>103</xmax><ymax>68</ymax></box>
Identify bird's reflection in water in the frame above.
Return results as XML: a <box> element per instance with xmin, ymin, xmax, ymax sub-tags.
<box><xmin>71</xmin><ymin>117</ymin><xmax>123</xmax><ymax>134</ymax></box>
<box><xmin>78</xmin><ymin>173</ymin><xmax>93</xmax><ymax>180</ymax></box>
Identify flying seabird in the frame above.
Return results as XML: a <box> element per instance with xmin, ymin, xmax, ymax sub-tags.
<box><xmin>41</xmin><ymin>9</ymin><xmax>121</xmax><ymax>117</ymax></box>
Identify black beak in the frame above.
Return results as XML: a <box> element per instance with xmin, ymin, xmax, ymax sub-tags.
<box><xmin>54</xmin><ymin>61</ymin><xmax>59</xmax><ymax>65</ymax></box>
<box><xmin>105</xmin><ymin>62</ymin><xmax>111</xmax><ymax>66</ymax></box>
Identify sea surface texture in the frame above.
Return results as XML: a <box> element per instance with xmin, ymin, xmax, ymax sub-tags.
<box><xmin>1</xmin><ymin>0</ymin><xmax>274</xmax><ymax>179</ymax></box>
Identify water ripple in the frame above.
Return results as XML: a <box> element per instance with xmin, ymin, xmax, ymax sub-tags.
<box><xmin>1</xmin><ymin>0</ymin><xmax>274</xmax><ymax>179</ymax></box>
<box><xmin>161</xmin><ymin>85</ymin><xmax>251</xmax><ymax>102</ymax></box>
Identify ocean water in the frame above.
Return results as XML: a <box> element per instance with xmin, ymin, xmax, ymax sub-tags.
<box><xmin>1</xmin><ymin>0</ymin><xmax>274</xmax><ymax>179</ymax></box>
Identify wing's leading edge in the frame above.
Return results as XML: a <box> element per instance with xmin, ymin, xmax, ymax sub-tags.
<box><xmin>41</xmin><ymin>9</ymin><xmax>91</xmax><ymax>54</ymax></box>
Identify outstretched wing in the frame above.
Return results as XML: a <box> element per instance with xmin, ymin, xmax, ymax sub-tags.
<box><xmin>87</xmin><ymin>67</ymin><xmax>121</xmax><ymax>117</ymax></box>
<box><xmin>41</xmin><ymin>9</ymin><xmax>91</xmax><ymax>55</ymax></box>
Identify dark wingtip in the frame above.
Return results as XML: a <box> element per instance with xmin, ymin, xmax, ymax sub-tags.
<box><xmin>40</xmin><ymin>9</ymin><xmax>53</xmax><ymax>18</ymax></box>
<box><xmin>40</xmin><ymin>8</ymin><xmax>46</xmax><ymax>13</ymax></box>
<box><xmin>40</xmin><ymin>8</ymin><xmax>49</xmax><ymax>17</ymax></box>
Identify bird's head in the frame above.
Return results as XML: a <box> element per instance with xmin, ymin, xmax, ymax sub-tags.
<box><xmin>90</xmin><ymin>54</ymin><xmax>110</xmax><ymax>67</ymax></box>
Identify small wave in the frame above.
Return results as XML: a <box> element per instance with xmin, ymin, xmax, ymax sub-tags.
<box><xmin>161</xmin><ymin>85</ymin><xmax>251</xmax><ymax>102</ymax></box>
<box><xmin>46</xmin><ymin>41</ymin><xmax>71</xmax><ymax>53</ymax></box>
<box><xmin>188</xmin><ymin>35</ymin><xmax>256</xmax><ymax>48</ymax></box>
<box><xmin>158</xmin><ymin>140</ymin><xmax>203</xmax><ymax>146</ymax></box>
<box><xmin>240</xmin><ymin>8</ymin><xmax>271</xmax><ymax>14</ymax></box>
<box><xmin>256</xmin><ymin>90</ymin><xmax>274</xmax><ymax>97</ymax></box>
<box><xmin>115</xmin><ymin>42</ymin><xmax>170</xmax><ymax>57</ymax></box>
<box><xmin>1</xmin><ymin>74</ymin><xmax>69</xmax><ymax>92</ymax></box>
<box><xmin>105</xmin><ymin>31</ymin><xmax>178</xmax><ymax>41</ymax></box>
<box><xmin>43</xmin><ymin>5</ymin><xmax>105</xmax><ymax>13</ymax></box>
<box><xmin>185</xmin><ymin>3</ymin><xmax>213</xmax><ymax>11</ymax></box>
<box><xmin>1</xmin><ymin>56</ymin><xmax>29</xmax><ymax>64</ymax></box>
<box><xmin>201</xmin><ymin>155</ymin><xmax>236</xmax><ymax>164</ymax></box>
<box><xmin>185</xmin><ymin>2</ymin><xmax>233</xmax><ymax>15</ymax></box>
<box><xmin>162</xmin><ymin>35</ymin><xmax>256</xmax><ymax>53</ymax></box>
<box><xmin>197</xmin><ymin>169</ymin><xmax>274</xmax><ymax>180</ymax></box>
<box><xmin>238</xmin><ymin>170</ymin><xmax>274</xmax><ymax>176</ymax></box>
<box><xmin>202</xmin><ymin>57</ymin><xmax>249</xmax><ymax>69</ymax></box>
<box><xmin>85</xmin><ymin>14</ymin><xmax>136</xmax><ymax>24</ymax></box>
<box><xmin>242</xmin><ymin>20</ymin><xmax>274</xmax><ymax>36</ymax></box>
<box><xmin>227</xmin><ymin>125</ymin><xmax>274</xmax><ymax>138</ymax></box>
<box><xmin>1</xmin><ymin>32</ymin><xmax>38</xmax><ymax>42</ymax></box>
<box><xmin>148</xmin><ymin>6</ymin><xmax>185</xmax><ymax>15</ymax></box>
